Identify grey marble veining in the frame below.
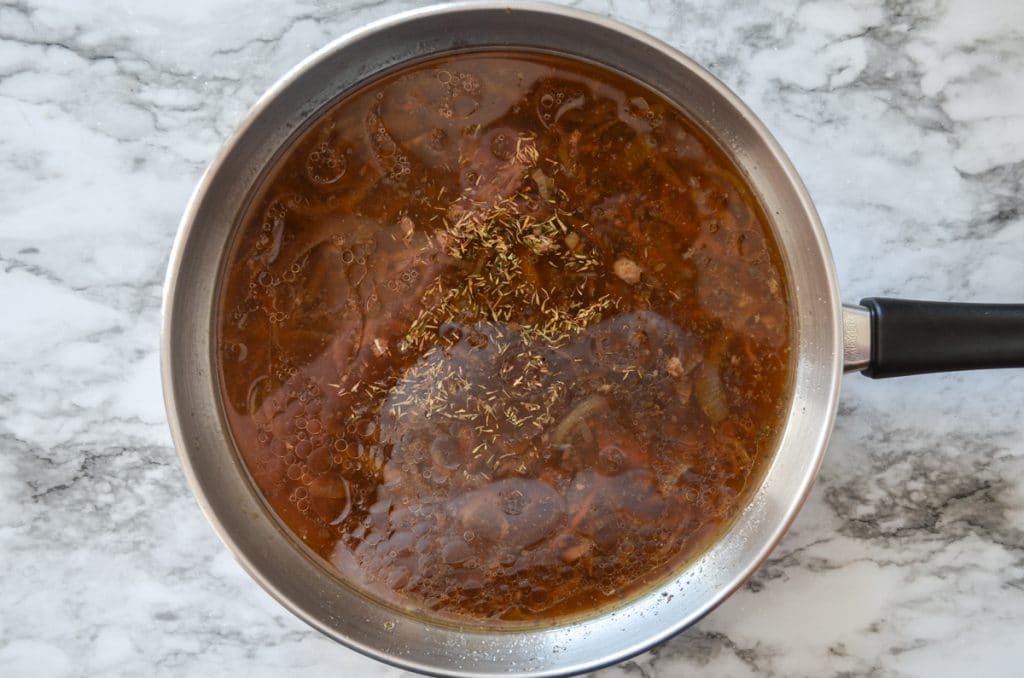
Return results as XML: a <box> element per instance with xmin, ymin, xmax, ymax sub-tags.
<box><xmin>1</xmin><ymin>0</ymin><xmax>1022</xmax><ymax>675</ymax></box>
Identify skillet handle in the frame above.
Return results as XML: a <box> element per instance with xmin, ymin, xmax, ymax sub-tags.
<box><xmin>855</xmin><ymin>297</ymin><xmax>1024</xmax><ymax>378</ymax></box>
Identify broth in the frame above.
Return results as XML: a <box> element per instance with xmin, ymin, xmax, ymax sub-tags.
<box><xmin>218</xmin><ymin>52</ymin><xmax>791</xmax><ymax>624</ymax></box>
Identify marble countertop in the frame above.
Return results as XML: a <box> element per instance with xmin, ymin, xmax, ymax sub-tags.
<box><xmin>2</xmin><ymin>0</ymin><xmax>1022</xmax><ymax>675</ymax></box>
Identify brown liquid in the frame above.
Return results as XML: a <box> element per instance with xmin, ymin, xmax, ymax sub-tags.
<box><xmin>218</xmin><ymin>52</ymin><xmax>791</xmax><ymax>625</ymax></box>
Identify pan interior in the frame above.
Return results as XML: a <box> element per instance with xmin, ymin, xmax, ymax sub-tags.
<box><xmin>162</xmin><ymin>4</ymin><xmax>842</xmax><ymax>676</ymax></box>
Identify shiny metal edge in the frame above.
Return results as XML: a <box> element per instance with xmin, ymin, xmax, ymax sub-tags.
<box><xmin>842</xmin><ymin>304</ymin><xmax>872</xmax><ymax>372</ymax></box>
<box><xmin>161</xmin><ymin>2</ymin><xmax>846</xmax><ymax>676</ymax></box>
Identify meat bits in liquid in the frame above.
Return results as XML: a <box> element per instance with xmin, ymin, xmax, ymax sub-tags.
<box><xmin>219</xmin><ymin>52</ymin><xmax>792</xmax><ymax>625</ymax></box>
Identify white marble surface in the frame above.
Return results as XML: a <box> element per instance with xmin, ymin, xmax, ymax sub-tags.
<box><xmin>1</xmin><ymin>0</ymin><xmax>1023</xmax><ymax>675</ymax></box>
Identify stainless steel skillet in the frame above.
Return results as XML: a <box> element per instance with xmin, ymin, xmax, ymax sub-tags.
<box><xmin>161</xmin><ymin>3</ymin><xmax>1024</xmax><ymax>676</ymax></box>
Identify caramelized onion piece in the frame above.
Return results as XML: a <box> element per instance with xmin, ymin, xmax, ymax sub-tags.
<box><xmin>696</xmin><ymin>363</ymin><xmax>729</xmax><ymax>423</ymax></box>
<box><xmin>551</xmin><ymin>394</ymin><xmax>608</xmax><ymax>444</ymax></box>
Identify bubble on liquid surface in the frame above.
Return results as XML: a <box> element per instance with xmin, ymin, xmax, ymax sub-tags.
<box><xmin>534</xmin><ymin>80</ymin><xmax>589</xmax><ymax>129</ymax></box>
<box><xmin>488</xmin><ymin>129</ymin><xmax>517</xmax><ymax>161</ymax></box>
<box><xmin>435</xmin><ymin>70</ymin><xmax>482</xmax><ymax>120</ymax></box>
<box><xmin>305</xmin><ymin>141</ymin><xmax>346</xmax><ymax>186</ymax></box>
<box><xmin>501</xmin><ymin>488</ymin><xmax>525</xmax><ymax>516</ymax></box>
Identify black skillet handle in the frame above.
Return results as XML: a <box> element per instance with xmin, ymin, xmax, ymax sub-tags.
<box><xmin>859</xmin><ymin>297</ymin><xmax>1024</xmax><ymax>378</ymax></box>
